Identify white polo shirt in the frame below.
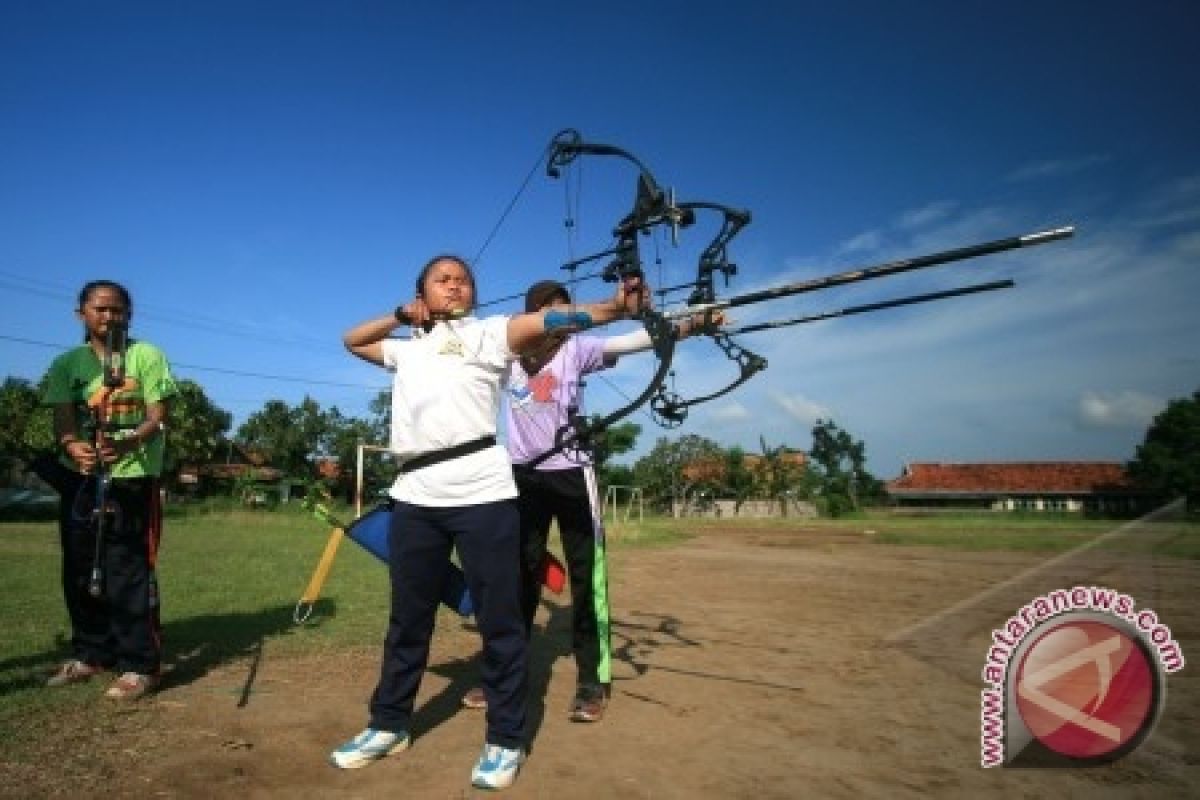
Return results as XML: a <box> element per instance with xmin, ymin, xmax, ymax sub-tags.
<box><xmin>381</xmin><ymin>315</ymin><xmax>517</xmax><ymax>506</ymax></box>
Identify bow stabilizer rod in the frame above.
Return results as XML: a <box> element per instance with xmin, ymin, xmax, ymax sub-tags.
<box><xmin>664</xmin><ymin>226</ymin><xmax>1074</xmax><ymax>320</ymax></box>
<box><xmin>727</xmin><ymin>279</ymin><xmax>1015</xmax><ymax>335</ymax></box>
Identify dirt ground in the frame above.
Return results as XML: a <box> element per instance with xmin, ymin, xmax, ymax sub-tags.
<box><xmin>4</xmin><ymin>524</ymin><xmax>1198</xmax><ymax>799</ymax></box>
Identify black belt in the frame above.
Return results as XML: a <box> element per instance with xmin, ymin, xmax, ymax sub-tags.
<box><xmin>398</xmin><ymin>436</ymin><xmax>497</xmax><ymax>474</ymax></box>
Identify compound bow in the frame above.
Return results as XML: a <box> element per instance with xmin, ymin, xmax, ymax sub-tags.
<box><xmin>523</xmin><ymin>130</ymin><xmax>685</xmax><ymax>467</ymax></box>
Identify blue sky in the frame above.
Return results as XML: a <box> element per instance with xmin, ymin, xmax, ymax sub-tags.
<box><xmin>2</xmin><ymin>2</ymin><xmax>1198</xmax><ymax>478</ymax></box>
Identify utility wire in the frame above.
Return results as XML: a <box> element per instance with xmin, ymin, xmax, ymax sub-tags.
<box><xmin>470</xmin><ymin>142</ymin><xmax>552</xmax><ymax>269</ymax></box>
<box><xmin>0</xmin><ymin>273</ymin><xmax>335</xmax><ymax>350</ymax></box>
<box><xmin>0</xmin><ymin>333</ymin><xmax>385</xmax><ymax>390</ymax></box>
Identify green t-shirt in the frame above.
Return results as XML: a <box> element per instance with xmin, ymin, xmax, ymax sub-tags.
<box><xmin>43</xmin><ymin>340</ymin><xmax>178</xmax><ymax>478</ymax></box>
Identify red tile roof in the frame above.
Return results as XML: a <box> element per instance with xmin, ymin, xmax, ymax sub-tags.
<box><xmin>887</xmin><ymin>462</ymin><xmax>1132</xmax><ymax>494</ymax></box>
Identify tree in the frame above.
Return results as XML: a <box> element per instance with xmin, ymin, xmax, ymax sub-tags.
<box><xmin>632</xmin><ymin>434</ymin><xmax>723</xmax><ymax>514</ymax></box>
<box><xmin>237</xmin><ymin>396</ymin><xmax>331</xmax><ymax>478</ymax></box>
<box><xmin>367</xmin><ymin>389</ymin><xmax>391</xmax><ymax>433</ymax></box>
<box><xmin>724</xmin><ymin>446</ymin><xmax>757</xmax><ymax>513</ymax></box>
<box><xmin>1127</xmin><ymin>389</ymin><xmax>1200</xmax><ymax>509</ymax></box>
<box><xmin>166</xmin><ymin>379</ymin><xmax>232</xmax><ymax>477</ymax></box>
<box><xmin>589</xmin><ymin>419</ymin><xmax>641</xmax><ymax>495</ymax></box>
<box><xmin>0</xmin><ymin>377</ymin><xmax>53</xmax><ymax>479</ymax></box>
<box><xmin>754</xmin><ymin>436</ymin><xmax>813</xmax><ymax>516</ymax></box>
<box><xmin>601</xmin><ymin>463</ymin><xmax>635</xmax><ymax>494</ymax></box>
<box><xmin>324</xmin><ymin>404</ymin><xmax>391</xmax><ymax>503</ymax></box>
<box><xmin>808</xmin><ymin>418</ymin><xmax>882</xmax><ymax>517</ymax></box>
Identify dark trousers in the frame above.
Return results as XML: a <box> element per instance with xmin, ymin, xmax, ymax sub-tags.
<box><xmin>59</xmin><ymin>473</ymin><xmax>163</xmax><ymax>675</ymax></box>
<box><xmin>369</xmin><ymin>500</ymin><xmax>527</xmax><ymax>749</ymax></box>
<box><xmin>515</xmin><ymin>465</ymin><xmax>611</xmax><ymax>687</ymax></box>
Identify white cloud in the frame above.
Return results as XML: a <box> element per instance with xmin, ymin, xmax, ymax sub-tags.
<box><xmin>1077</xmin><ymin>390</ymin><xmax>1164</xmax><ymax>429</ymax></box>
<box><xmin>835</xmin><ymin>229</ymin><xmax>883</xmax><ymax>255</ymax></box>
<box><xmin>772</xmin><ymin>392</ymin><xmax>830</xmax><ymax>425</ymax></box>
<box><xmin>1132</xmin><ymin>172</ymin><xmax>1200</xmax><ymax>229</ymax></box>
<box><xmin>1005</xmin><ymin>154</ymin><xmax>1111</xmax><ymax>183</ymax></box>
<box><xmin>708</xmin><ymin>402</ymin><xmax>751</xmax><ymax>421</ymax></box>
<box><xmin>896</xmin><ymin>201</ymin><xmax>956</xmax><ymax>230</ymax></box>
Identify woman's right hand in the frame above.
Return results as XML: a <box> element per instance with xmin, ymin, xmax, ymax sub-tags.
<box><xmin>64</xmin><ymin>440</ymin><xmax>98</xmax><ymax>474</ymax></box>
<box><xmin>394</xmin><ymin>297</ymin><xmax>434</xmax><ymax>330</ymax></box>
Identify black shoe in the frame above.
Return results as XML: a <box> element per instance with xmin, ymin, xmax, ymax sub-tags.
<box><xmin>569</xmin><ymin>683</ymin><xmax>609</xmax><ymax>723</ymax></box>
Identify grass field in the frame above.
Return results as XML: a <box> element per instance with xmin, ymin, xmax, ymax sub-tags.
<box><xmin>1</xmin><ymin>503</ymin><xmax>1196</xmax><ymax>750</ymax></box>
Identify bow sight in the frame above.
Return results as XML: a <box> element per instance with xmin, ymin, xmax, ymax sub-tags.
<box><xmin>547</xmin><ymin>128</ymin><xmax>694</xmax><ymax>283</ymax></box>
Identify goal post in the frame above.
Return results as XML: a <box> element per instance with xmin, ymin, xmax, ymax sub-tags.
<box><xmin>603</xmin><ymin>484</ymin><xmax>644</xmax><ymax>524</ymax></box>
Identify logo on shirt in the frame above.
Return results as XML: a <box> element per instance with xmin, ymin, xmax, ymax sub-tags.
<box><xmin>527</xmin><ymin>373</ymin><xmax>558</xmax><ymax>403</ymax></box>
<box><xmin>509</xmin><ymin>383</ymin><xmax>533</xmax><ymax>407</ymax></box>
<box><xmin>439</xmin><ymin>338</ymin><xmax>465</xmax><ymax>357</ymax></box>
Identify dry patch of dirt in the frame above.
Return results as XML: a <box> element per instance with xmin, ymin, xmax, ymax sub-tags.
<box><xmin>5</xmin><ymin>527</ymin><xmax>1197</xmax><ymax>798</ymax></box>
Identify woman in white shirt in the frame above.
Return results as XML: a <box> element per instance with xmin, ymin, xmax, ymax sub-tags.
<box><xmin>329</xmin><ymin>254</ymin><xmax>647</xmax><ymax>791</ymax></box>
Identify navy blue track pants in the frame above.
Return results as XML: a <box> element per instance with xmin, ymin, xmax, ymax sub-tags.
<box><xmin>368</xmin><ymin>499</ymin><xmax>527</xmax><ymax>749</ymax></box>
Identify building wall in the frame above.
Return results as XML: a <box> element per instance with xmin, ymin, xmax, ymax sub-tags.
<box><xmin>891</xmin><ymin>493</ymin><xmax>1145</xmax><ymax>514</ymax></box>
<box><xmin>685</xmin><ymin>498</ymin><xmax>818</xmax><ymax>519</ymax></box>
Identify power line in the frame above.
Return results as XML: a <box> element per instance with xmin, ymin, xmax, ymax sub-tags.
<box><xmin>0</xmin><ymin>273</ymin><xmax>336</xmax><ymax>350</ymax></box>
<box><xmin>0</xmin><ymin>333</ymin><xmax>385</xmax><ymax>390</ymax></box>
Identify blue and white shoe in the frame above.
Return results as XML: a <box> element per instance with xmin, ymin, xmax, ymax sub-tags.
<box><xmin>470</xmin><ymin>743</ymin><xmax>525</xmax><ymax>790</ymax></box>
<box><xmin>328</xmin><ymin>728</ymin><xmax>409</xmax><ymax>769</ymax></box>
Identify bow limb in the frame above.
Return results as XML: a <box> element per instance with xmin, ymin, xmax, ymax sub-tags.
<box><xmin>648</xmin><ymin>199</ymin><xmax>760</xmax><ymax>427</ymax></box>
<box><xmin>650</xmin><ymin>331</ymin><xmax>767</xmax><ymax>427</ymax></box>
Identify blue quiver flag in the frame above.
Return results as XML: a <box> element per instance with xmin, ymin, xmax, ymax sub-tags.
<box><xmin>345</xmin><ymin>502</ymin><xmax>474</xmax><ymax>617</ymax></box>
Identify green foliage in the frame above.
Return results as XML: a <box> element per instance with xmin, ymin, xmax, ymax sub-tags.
<box><xmin>599</xmin><ymin>463</ymin><xmax>635</xmax><ymax>495</ymax></box>
<box><xmin>1128</xmin><ymin>389</ymin><xmax>1200</xmax><ymax>509</ymax></box>
<box><xmin>322</xmin><ymin>405</ymin><xmax>389</xmax><ymax>502</ymax></box>
<box><xmin>724</xmin><ymin>446</ymin><xmax>757</xmax><ymax>511</ymax></box>
<box><xmin>754</xmin><ymin>436</ymin><xmax>810</xmax><ymax>515</ymax></box>
<box><xmin>231</xmin><ymin>467</ymin><xmax>278</xmax><ymax>507</ymax></box>
<box><xmin>590</xmin><ymin>419</ymin><xmax>640</xmax><ymax>473</ymax></box>
<box><xmin>0</xmin><ymin>376</ymin><xmax>54</xmax><ymax>474</ymax></box>
<box><xmin>165</xmin><ymin>378</ymin><xmax>232</xmax><ymax>476</ymax></box>
<box><xmin>632</xmin><ymin>433</ymin><xmax>724</xmax><ymax>511</ymax></box>
<box><xmin>808</xmin><ymin>418</ymin><xmax>883</xmax><ymax>516</ymax></box>
<box><xmin>236</xmin><ymin>396</ymin><xmax>330</xmax><ymax>478</ymax></box>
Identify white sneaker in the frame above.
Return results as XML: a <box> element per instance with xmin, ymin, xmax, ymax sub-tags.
<box><xmin>470</xmin><ymin>743</ymin><xmax>524</xmax><ymax>790</ymax></box>
<box><xmin>328</xmin><ymin>728</ymin><xmax>409</xmax><ymax>769</ymax></box>
<box><xmin>46</xmin><ymin>659</ymin><xmax>103</xmax><ymax>688</ymax></box>
<box><xmin>103</xmin><ymin>671</ymin><xmax>160</xmax><ymax>700</ymax></box>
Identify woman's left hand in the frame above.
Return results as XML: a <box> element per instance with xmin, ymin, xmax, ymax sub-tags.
<box><xmin>679</xmin><ymin>309</ymin><xmax>727</xmax><ymax>338</ymax></box>
<box><xmin>99</xmin><ymin>434</ymin><xmax>140</xmax><ymax>462</ymax></box>
<box><xmin>615</xmin><ymin>273</ymin><xmax>652</xmax><ymax>317</ymax></box>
